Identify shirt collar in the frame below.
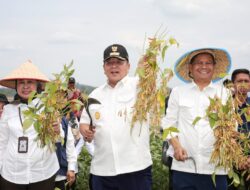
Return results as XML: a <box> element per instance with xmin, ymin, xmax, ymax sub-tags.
<box><xmin>190</xmin><ymin>80</ymin><xmax>216</xmax><ymax>91</ymax></box>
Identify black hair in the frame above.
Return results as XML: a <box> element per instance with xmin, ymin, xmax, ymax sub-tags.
<box><xmin>231</xmin><ymin>69</ymin><xmax>250</xmax><ymax>83</ymax></box>
<box><xmin>223</xmin><ymin>79</ymin><xmax>232</xmax><ymax>86</ymax></box>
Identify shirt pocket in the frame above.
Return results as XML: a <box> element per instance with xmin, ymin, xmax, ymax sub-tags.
<box><xmin>116</xmin><ymin>94</ymin><xmax>135</xmax><ymax>120</ymax></box>
<box><xmin>179</xmin><ymin>99</ymin><xmax>195</xmax><ymax>119</ymax></box>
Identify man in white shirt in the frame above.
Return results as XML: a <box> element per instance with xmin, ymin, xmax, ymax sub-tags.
<box><xmin>162</xmin><ymin>48</ymin><xmax>231</xmax><ymax>190</ymax></box>
<box><xmin>80</xmin><ymin>44</ymin><xmax>152</xmax><ymax>190</ymax></box>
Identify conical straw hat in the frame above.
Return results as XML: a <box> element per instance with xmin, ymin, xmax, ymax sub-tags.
<box><xmin>0</xmin><ymin>60</ymin><xmax>49</xmax><ymax>89</ymax></box>
<box><xmin>174</xmin><ymin>48</ymin><xmax>231</xmax><ymax>83</ymax></box>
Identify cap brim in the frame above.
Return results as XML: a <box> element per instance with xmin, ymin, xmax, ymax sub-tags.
<box><xmin>104</xmin><ymin>56</ymin><xmax>127</xmax><ymax>62</ymax></box>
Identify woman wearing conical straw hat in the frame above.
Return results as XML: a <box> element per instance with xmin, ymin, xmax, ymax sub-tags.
<box><xmin>0</xmin><ymin>60</ymin><xmax>60</xmax><ymax>190</ymax></box>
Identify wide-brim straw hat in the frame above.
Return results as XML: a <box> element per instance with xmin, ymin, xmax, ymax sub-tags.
<box><xmin>0</xmin><ymin>60</ymin><xmax>49</xmax><ymax>89</ymax></box>
<box><xmin>174</xmin><ymin>48</ymin><xmax>231</xmax><ymax>83</ymax></box>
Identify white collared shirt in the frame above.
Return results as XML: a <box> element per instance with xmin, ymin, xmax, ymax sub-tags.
<box><xmin>0</xmin><ymin>102</ymin><xmax>59</xmax><ymax>184</ymax></box>
<box><xmin>162</xmin><ymin>81</ymin><xmax>228</xmax><ymax>175</ymax></box>
<box><xmin>56</xmin><ymin>124</ymin><xmax>77</xmax><ymax>181</ymax></box>
<box><xmin>80</xmin><ymin>76</ymin><xmax>152</xmax><ymax>176</ymax></box>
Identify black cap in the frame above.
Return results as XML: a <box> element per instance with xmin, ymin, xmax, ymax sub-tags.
<box><xmin>0</xmin><ymin>94</ymin><xmax>9</xmax><ymax>104</ymax></box>
<box><xmin>68</xmin><ymin>77</ymin><xmax>76</xmax><ymax>84</ymax></box>
<box><xmin>103</xmin><ymin>44</ymin><xmax>129</xmax><ymax>62</ymax></box>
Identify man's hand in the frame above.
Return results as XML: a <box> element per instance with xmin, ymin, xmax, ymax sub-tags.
<box><xmin>170</xmin><ymin>137</ymin><xmax>188</xmax><ymax>161</ymax></box>
<box><xmin>173</xmin><ymin>146</ymin><xmax>188</xmax><ymax>161</ymax></box>
<box><xmin>80</xmin><ymin>123</ymin><xmax>95</xmax><ymax>142</ymax></box>
<box><xmin>239</xmin><ymin>156</ymin><xmax>250</xmax><ymax>170</ymax></box>
<box><xmin>66</xmin><ymin>170</ymin><xmax>75</xmax><ymax>186</ymax></box>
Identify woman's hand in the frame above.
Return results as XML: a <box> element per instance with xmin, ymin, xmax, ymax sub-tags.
<box><xmin>52</xmin><ymin>120</ymin><xmax>61</xmax><ymax>135</ymax></box>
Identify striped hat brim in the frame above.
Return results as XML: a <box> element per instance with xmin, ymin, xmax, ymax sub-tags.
<box><xmin>174</xmin><ymin>48</ymin><xmax>231</xmax><ymax>83</ymax></box>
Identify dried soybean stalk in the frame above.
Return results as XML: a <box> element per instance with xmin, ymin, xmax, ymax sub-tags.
<box><xmin>202</xmin><ymin>95</ymin><xmax>250</xmax><ymax>186</ymax></box>
<box><xmin>131</xmin><ymin>34</ymin><xmax>177</xmax><ymax>134</ymax></box>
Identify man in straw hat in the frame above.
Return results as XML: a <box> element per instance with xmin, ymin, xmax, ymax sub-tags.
<box><xmin>161</xmin><ymin>48</ymin><xmax>231</xmax><ymax>190</ymax></box>
<box><xmin>0</xmin><ymin>60</ymin><xmax>60</xmax><ymax>190</ymax></box>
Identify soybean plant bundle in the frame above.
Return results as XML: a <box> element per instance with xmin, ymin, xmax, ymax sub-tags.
<box><xmin>22</xmin><ymin>62</ymin><xmax>82</xmax><ymax>151</ymax></box>
<box><xmin>206</xmin><ymin>95</ymin><xmax>250</xmax><ymax>185</ymax></box>
<box><xmin>131</xmin><ymin>35</ymin><xmax>177</xmax><ymax>133</ymax></box>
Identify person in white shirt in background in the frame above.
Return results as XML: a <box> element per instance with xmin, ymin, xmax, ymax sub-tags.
<box><xmin>65</xmin><ymin>112</ymin><xmax>94</xmax><ymax>190</ymax></box>
<box><xmin>162</xmin><ymin>48</ymin><xmax>231</xmax><ymax>190</ymax></box>
<box><xmin>55</xmin><ymin>116</ymin><xmax>77</xmax><ymax>190</ymax></box>
<box><xmin>0</xmin><ymin>60</ymin><xmax>60</xmax><ymax>190</ymax></box>
<box><xmin>0</xmin><ymin>94</ymin><xmax>9</xmax><ymax>119</ymax></box>
<box><xmin>80</xmin><ymin>44</ymin><xmax>152</xmax><ymax>190</ymax></box>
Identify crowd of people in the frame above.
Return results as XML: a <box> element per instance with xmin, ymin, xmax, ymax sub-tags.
<box><xmin>0</xmin><ymin>45</ymin><xmax>249</xmax><ymax>190</ymax></box>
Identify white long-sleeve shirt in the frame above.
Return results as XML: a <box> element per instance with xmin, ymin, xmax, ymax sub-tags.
<box><xmin>55</xmin><ymin>124</ymin><xmax>77</xmax><ymax>181</ymax></box>
<box><xmin>80</xmin><ymin>76</ymin><xmax>152</xmax><ymax>176</ymax></box>
<box><xmin>74</xmin><ymin>135</ymin><xmax>94</xmax><ymax>173</ymax></box>
<box><xmin>0</xmin><ymin>103</ymin><xmax>59</xmax><ymax>184</ymax></box>
<box><xmin>161</xmin><ymin>81</ymin><xmax>228</xmax><ymax>175</ymax></box>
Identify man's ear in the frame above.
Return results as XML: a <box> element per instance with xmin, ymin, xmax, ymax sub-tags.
<box><xmin>188</xmin><ymin>64</ymin><xmax>193</xmax><ymax>79</ymax></box>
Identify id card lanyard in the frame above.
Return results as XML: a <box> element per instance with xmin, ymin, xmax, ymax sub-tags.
<box><xmin>18</xmin><ymin>107</ymin><xmax>28</xmax><ymax>153</ymax></box>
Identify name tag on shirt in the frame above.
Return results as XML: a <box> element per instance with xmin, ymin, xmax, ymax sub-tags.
<box><xmin>18</xmin><ymin>136</ymin><xmax>28</xmax><ymax>153</ymax></box>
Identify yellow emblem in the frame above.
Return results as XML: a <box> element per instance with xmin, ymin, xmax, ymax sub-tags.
<box><xmin>95</xmin><ymin>112</ymin><xmax>101</xmax><ymax>120</ymax></box>
<box><xmin>111</xmin><ymin>46</ymin><xmax>118</xmax><ymax>52</ymax></box>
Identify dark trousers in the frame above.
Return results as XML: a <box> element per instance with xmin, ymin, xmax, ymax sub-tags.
<box><xmin>0</xmin><ymin>174</ymin><xmax>56</xmax><ymax>190</ymax></box>
<box><xmin>91</xmin><ymin>166</ymin><xmax>152</xmax><ymax>190</ymax></box>
<box><xmin>55</xmin><ymin>180</ymin><xmax>67</xmax><ymax>190</ymax></box>
<box><xmin>55</xmin><ymin>179</ymin><xmax>76</xmax><ymax>190</ymax></box>
<box><xmin>172</xmin><ymin>170</ymin><xmax>227</xmax><ymax>190</ymax></box>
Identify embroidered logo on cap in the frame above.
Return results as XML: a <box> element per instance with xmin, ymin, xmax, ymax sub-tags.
<box><xmin>111</xmin><ymin>46</ymin><xmax>118</xmax><ymax>52</ymax></box>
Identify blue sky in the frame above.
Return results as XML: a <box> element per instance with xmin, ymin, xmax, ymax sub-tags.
<box><xmin>0</xmin><ymin>0</ymin><xmax>249</xmax><ymax>87</ymax></box>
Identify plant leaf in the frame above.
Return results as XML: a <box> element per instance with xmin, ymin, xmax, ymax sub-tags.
<box><xmin>162</xmin><ymin>126</ymin><xmax>179</xmax><ymax>140</ymax></box>
<box><xmin>192</xmin><ymin>116</ymin><xmax>201</xmax><ymax>126</ymax></box>
<box><xmin>22</xmin><ymin>118</ymin><xmax>34</xmax><ymax>130</ymax></box>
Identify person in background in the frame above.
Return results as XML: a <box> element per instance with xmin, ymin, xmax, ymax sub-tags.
<box><xmin>162</xmin><ymin>48</ymin><xmax>231</xmax><ymax>190</ymax></box>
<box><xmin>0</xmin><ymin>60</ymin><xmax>60</xmax><ymax>190</ymax></box>
<box><xmin>55</xmin><ymin>115</ymin><xmax>77</xmax><ymax>190</ymax></box>
<box><xmin>228</xmin><ymin>68</ymin><xmax>250</xmax><ymax>190</ymax></box>
<box><xmin>231</xmin><ymin>69</ymin><xmax>250</xmax><ymax>119</ymax></box>
<box><xmin>80</xmin><ymin>44</ymin><xmax>152</xmax><ymax>190</ymax></box>
<box><xmin>67</xmin><ymin>77</ymin><xmax>83</xmax><ymax>121</ymax></box>
<box><xmin>67</xmin><ymin>111</ymin><xmax>94</xmax><ymax>190</ymax></box>
<box><xmin>0</xmin><ymin>94</ymin><xmax>9</xmax><ymax>118</ymax></box>
<box><xmin>0</xmin><ymin>93</ymin><xmax>9</xmax><ymax>180</ymax></box>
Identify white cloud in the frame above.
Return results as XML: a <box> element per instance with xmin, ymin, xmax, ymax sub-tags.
<box><xmin>0</xmin><ymin>0</ymin><xmax>249</xmax><ymax>88</ymax></box>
